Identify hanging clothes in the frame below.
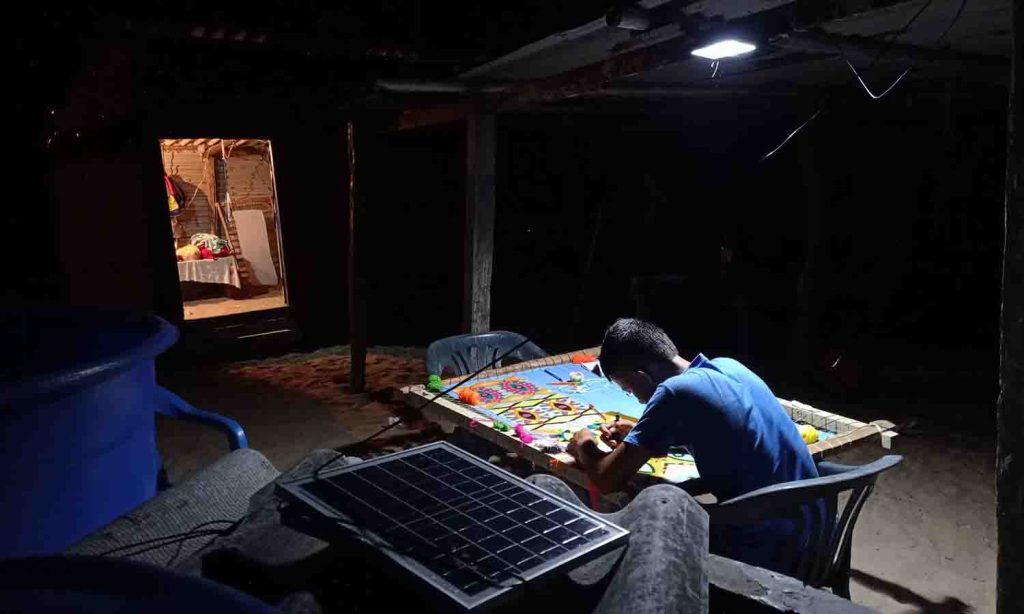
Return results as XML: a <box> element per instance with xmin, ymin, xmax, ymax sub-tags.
<box><xmin>165</xmin><ymin>174</ymin><xmax>185</xmax><ymax>217</ymax></box>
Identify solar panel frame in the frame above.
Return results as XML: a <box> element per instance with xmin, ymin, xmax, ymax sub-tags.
<box><xmin>276</xmin><ymin>441</ymin><xmax>630</xmax><ymax>611</ymax></box>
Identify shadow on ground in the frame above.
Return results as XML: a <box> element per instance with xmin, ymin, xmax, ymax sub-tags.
<box><xmin>851</xmin><ymin>569</ymin><xmax>973</xmax><ymax>614</ymax></box>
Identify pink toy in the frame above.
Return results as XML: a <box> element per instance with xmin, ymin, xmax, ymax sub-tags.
<box><xmin>514</xmin><ymin>424</ymin><xmax>534</xmax><ymax>444</ymax></box>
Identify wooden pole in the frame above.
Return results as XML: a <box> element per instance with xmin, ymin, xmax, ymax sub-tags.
<box><xmin>348</xmin><ymin>121</ymin><xmax>366</xmax><ymax>392</ymax></box>
<box><xmin>998</xmin><ymin>2</ymin><xmax>1023</xmax><ymax>611</ymax></box>
<box><xmin>463</xmin><ymin>112</ymin><xmax>496</xmax><ymax>334</ymax></box>
<box><xmin>792</xmin><ymin>129</ymin><xmax>823</xmax><ymax>379</ymax></box>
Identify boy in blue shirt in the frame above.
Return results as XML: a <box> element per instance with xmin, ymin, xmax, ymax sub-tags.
<box><xmin>567</xmin><ymin>318</ymin><xmax>820</xmax><ymax>572</ymax></box>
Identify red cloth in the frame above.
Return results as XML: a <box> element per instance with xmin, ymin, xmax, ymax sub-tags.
<box><xmin>200</xmin><ymin>247</ymin><xmax>214</xmax><ymax>260</ymax></box>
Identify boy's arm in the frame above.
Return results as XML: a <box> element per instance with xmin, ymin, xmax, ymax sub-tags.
<box><xmin>569</xmin><ymin>430</ymin><xmax>652</xmax><ymax>492</ymax></box>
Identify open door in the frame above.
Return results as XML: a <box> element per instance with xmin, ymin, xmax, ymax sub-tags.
<box><xmin>160</xmin><ymin>138</ymin><xmax>288</xmax><ymax>320</ymax></box>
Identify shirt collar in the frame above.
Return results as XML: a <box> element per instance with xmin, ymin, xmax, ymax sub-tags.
<box><xmin>688</xmin><ymin>353</ymin><xmax>710</xmax><ymax>370</ymax></box>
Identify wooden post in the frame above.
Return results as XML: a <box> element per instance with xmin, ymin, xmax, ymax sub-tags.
<box><xmin>791</xmin><ymin>129</ymin><xmax>823</xmax><ymax>379</ymax></box>
<box><xmin>463</xmin><ymin>112</ymin><xmax>496</xmax><ymax>334</ymax></box>
<box><xmin>998</xmin><ymin>2</ymin><xmax>1023</xmax><ymax>611</ymax></box>
<box><xmin>348</xmin><ymin>121</ymin><xmax>366</xmax><ymax>392</ymax></box>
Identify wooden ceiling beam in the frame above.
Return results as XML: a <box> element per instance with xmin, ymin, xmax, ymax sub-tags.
<box><xmin>396</xmin><ymin>32</ymin><xmax>701</xmax><ymax>131</ymax></box>
<box><xmin>395</xmin><ymin>0</ymin><xmax>1010</xmax><ymax>132</ymax></box>
<box><xmin>774</xmin><ymin>29</ymin><xmax>1010</xmax><ymax>71</ymax></box>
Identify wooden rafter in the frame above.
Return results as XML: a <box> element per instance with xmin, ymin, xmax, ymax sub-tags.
<box><xmin>397</xmin><ymin>32</ymin><xmax>700</xmax><ymax>131</ymax></box>
<box><xmin>774</xmin><ymin>30</ymin><xmax>1010</xmax><ymax>71</ymax></box>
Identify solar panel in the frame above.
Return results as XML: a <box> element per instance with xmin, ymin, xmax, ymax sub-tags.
<box><xmin>277</xmin><ymin>442</ymin><xmax>629</xmax><ymax>611</ymax></box>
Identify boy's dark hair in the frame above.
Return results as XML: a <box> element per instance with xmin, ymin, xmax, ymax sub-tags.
<box><xmin>599</xmin><ymin>318</ymin><xmax>678</xmax><ymax>377</ymax></box>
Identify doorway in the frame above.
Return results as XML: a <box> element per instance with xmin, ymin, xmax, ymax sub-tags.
<box><xmin>160</xmin><ymin>138</ymin><xmax>287</xmax><ymax>320</ymax></box>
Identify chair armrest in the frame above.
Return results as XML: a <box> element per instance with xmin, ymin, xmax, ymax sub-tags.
<box><xmin>706</xmin><ymin>455</ymin><xmax>903</xmax><ymax>525</ymax></box>
<box><xmin>156</xmin><ymin>387</ymin><xmax>248</xmax><ymax>450</ymax></box>
<box><xmin>817</xmin><ymin>461</ymin><xmax>859</xmax><ymax>477</ymax></box>
<box><xmin>679</xmin><ymin>477</ymin><xmax>710</xmax><ymax>497</ymax></box>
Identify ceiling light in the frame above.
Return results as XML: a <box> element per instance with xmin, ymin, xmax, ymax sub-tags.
<box><xmin>691</xmin><ymin>40</ymin><xmax>756</xmax><ymax>60</ymax></box>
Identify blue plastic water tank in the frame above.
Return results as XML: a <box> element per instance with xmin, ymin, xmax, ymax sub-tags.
<box><xmin>0</xmin><ymin>305</ymin><xmax>178</xmax><ymax>557</ymax></box>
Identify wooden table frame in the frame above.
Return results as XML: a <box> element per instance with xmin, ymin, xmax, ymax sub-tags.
<box><xmin>402</xmin><ymin>348</ymin><xmax>898</xmax><ymax>490</ymax></box>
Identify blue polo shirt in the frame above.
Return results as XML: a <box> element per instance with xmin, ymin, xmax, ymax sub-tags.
<box><xmin>623</xmin><ymin>354</ymin><xmax>820</xmax><ymax>571</ymax></box>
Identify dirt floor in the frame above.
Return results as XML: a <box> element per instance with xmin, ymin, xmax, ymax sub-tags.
<box><xmin>182</xmin><ymin>287</ymin><xmax>286</xmax><ymax>320</ymax></box>
<box><xmin>158</xmin><ymin>347</ymin><xmax>996</xmax><ymax>614</ymax></box>
<box><xmin>828</xmin><ymin>424</ymin><xmax>995</xmax><ymax>613</ymax></box>
<box><xmin>157</xmin><ymin>346</ymin><xmax>427</xmax><ymax>480</ymax></box>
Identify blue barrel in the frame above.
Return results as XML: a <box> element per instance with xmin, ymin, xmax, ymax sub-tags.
<box><xmin>0</xmin><ymin>306</ymin><xmax>178</xmax><ymax>557</ymax></box>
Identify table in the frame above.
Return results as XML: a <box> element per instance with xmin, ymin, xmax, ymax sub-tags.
<box><xmin>402</xmin><ymin>349</ymin><xmax>897</xmax><ymax>490</ymax></box>
<box><xmin>177</xmin><ymin>256</ymin><xmax>242</xmax><ymax>288</ymax></box>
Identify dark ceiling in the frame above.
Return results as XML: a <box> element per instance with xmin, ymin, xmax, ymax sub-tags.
<box><xmin>12</xmin><ymin>1</ymin><xmax>1014</xmax><ymax>150</ymax></box>
<box><xmin>12</xmin><ymin>2</ymin><xmax>612</xmax><ymax>147</ymax></box>
<box><xmin>18</xmin><ymin>2</ymin><xmax>610</xmax><ymax>71</ymax></box>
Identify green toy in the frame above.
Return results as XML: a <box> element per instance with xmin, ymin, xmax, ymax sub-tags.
<box><xmin>426</xmin><ymin>374</ymin><xmax>443</xmax><ymax>393</ymax></box>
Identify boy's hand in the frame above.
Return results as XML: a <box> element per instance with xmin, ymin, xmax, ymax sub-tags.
<box><xmin>567</xmin><ymin>425</ymin><xmax>652</xmax><ymax>493</ymax></box>
<box><xmin>567</xmin><ymin>428</ymin><xmax>596</xmax><ymax>461</ymax></box>
<box><xmin>599</xmin><ymin>420</ymin><xmax>633</xmax><ymax>449</ymax></box>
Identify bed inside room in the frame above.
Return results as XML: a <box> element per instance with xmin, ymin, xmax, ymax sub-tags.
<box><xmin>160</xmin><ymin>138</ymin><xmax>288</xmax><ymax>320</ymax></box>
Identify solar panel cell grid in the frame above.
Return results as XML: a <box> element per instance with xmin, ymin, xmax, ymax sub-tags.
<box><xmin>284</xmin><ymin>442</ymin><xmax>628</xmax><ymax>611</ymax></box>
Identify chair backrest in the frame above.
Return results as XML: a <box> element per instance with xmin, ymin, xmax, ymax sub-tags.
<box><xmin>704</xmin><ymin>455</ymin><xmax>902</xmax><ymax>589</ymax></box>
<box><xmin>425</xmin><ymin>331</ymin><xmax>548</xmax><ymax>377</ymax></box>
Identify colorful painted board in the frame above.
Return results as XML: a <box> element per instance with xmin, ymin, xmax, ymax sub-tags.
<box><xmin>448</xmin><ymin>363</ymin><xmax>834</xmax><ymax>483</ymax></box>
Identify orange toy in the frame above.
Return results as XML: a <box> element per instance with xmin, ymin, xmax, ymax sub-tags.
<box><xmin>456</xmin><ymin>388</ymin><xmax>483</xmax><ymax>405</ymax></box>
<box><xmin>571</xmin><ymin>353</ymin><xmax>598</xmax><ymax>364</ymax></box>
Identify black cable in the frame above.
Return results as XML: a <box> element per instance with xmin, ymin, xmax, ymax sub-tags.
<box><xmin>859</xmin><ymin>0</ymin><xmax>939</xmax><ymax>66</ymax></box>
<box><xmin>761</xmin><ymin>0</ymin><xmax>954</xmax><ymax>160</ymax></box>
<box><xmin>112</xmin><ymin>530</ymin><xmax>228</xmax><ymax>562</ymax></box>
<box><xmin>95</xmin><ymin>515</ymin><xmax>251</xmax><ymax>562</ymax></box>
<box><xmin>311</xmin><ymin>338</ymin><xmax>533</xmax><ymax>479</ymax></box>
<box><xmin>165</xmin><ymin>530</ymin><xmax>194</xmax><ymax>567</ymax></box>
<box><xmin>95</xmin><ymin>522</ymin><xmax>233</xmax><ymax>557</ymax></box>
<box><xmin>935</xmin><ymin>0</ymin><xmax>968</xmax><ymax>45</ymax></box>
<box><xmin>135</xmin><ymin>514</ymin><xmax>252</xmax><ymax>564</ymax></box>
<box><xmin>164</xmin><ymin>517</ymin><xmax>248</xmax><ymax>567</ymax></box>
<box><xmin>839</xmin><ymin>0</ymin><xmax>968</xmax><ymax>100</ymax></box>
<box><xmin>759</xmin><ymin>108</ymin><xmax>823</xmax><ymax>161</ymax></box>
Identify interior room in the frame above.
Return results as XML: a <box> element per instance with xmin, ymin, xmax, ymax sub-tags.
<box><xmin>161</xmin><ymin>138</ymin><xmax>287</xmax><ymax>320</ymax></box>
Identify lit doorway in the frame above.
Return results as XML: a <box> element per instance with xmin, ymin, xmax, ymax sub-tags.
<box><xmin>160</xmin><ymin>138</ymin><xmax>287</xmax><ymax>320</ymax></box>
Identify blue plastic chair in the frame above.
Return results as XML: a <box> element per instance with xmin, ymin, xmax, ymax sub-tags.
<box><xmin>703</xmin><ymin>454</ymin><xmax>903</xmax><ymax>597</ymax></box>
<box><xmin>157</xmin><ymin>387</ymin><xmax>247</xmax><ymax>450</ymax></box>
<box><xmin>425</xmin><ymin>331</ymin><xmax>548</xmax><ymax>377</ymax></box>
